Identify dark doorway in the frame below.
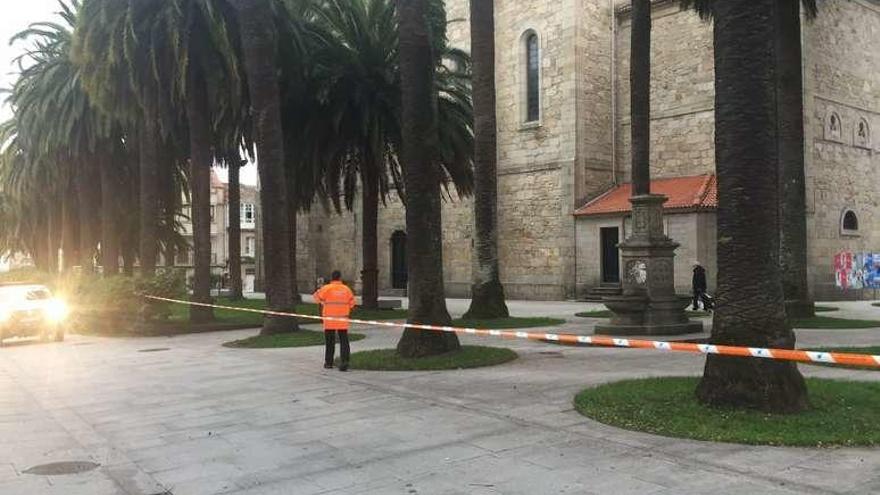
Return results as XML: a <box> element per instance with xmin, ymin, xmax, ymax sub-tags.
<box><xmin>391</xmin><ymin>231</ymin><xmax>407</xmax><ymax>289</ymax></box>
<box><xmin>600</xmin><ymin>227</ymin><xmax>620</xmax><ymax>284</ymax></box>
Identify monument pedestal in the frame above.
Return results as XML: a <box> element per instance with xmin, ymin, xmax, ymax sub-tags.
<box><xmin>595</xmin><ymin>194</ymin><xmax>703</xmax><ymax>336</ymax></box>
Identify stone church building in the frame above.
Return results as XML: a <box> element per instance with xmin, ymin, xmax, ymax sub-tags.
<box><xmin>284</xmin><ymin>0</ymin><xmax>880</xmax><ymax>302</ymax></box>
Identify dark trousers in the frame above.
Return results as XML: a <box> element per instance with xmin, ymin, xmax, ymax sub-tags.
<box><xmin>693</xmin><ymin>290</ymin><xmax>705</xmax><ymax>310</ymax></box>
<box><xmin>324</xmin><ymin>330</ymin><xmax>350</xmax><ymax>366</ymax></box>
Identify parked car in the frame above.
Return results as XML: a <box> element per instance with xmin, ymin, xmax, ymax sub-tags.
<box><xmin>0</xmin><ymin>284</ymin><xmax>68</xmax><ymax>344</ymax></box>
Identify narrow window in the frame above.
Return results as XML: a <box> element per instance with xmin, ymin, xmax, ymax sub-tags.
<box><xmin>525</xmin><ymin>33</ymin><xmax>540</xmax><ymax>123</ymax></box>
<box><xmin>842</xmin><ymin>210</ymin><xmax>859</xmax><ymax>232</ymax></box>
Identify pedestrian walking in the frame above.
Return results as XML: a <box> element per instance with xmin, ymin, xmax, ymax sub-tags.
<box><xmin>313</xmin><ymin>270</ymin><xmax>356</xmax><ymax>371</ymax></box>
<box><xmin>692</xmin><ymin>262</ymin><xmax>708</xmax><ymax>311</ymax></box>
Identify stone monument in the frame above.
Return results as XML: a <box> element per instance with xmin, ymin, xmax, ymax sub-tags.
<box><xmin>594</xmin><ymin>194</ymin><xmax>703</xmax><ymax>336</ymax></box>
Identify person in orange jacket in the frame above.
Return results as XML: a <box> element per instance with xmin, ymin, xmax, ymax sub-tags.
<box><xmin>313</xmin><ymin>270</ymin><xmax>356</xmax><ymax>371</ymax></box>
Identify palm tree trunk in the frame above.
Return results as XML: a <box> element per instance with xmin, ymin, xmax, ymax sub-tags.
<box><xmin>631</xmin><ymin>0</ymin><xmax>651</xmax><ymax>195</ymax></box>
<box><xmin>395</xmin><ymin>0</ymin><xmax>460</xmax><ymax>357</ymax></box>
<box><xmin>159</xmin><ymin>150</ymin><xmax>177</xmax><ymax>268</ymax></box>
<box><xmin>777</xmin><ymin>0</ymin><xmax>813</xmax><ymax>318</ymax></box>
<box><xmin>464</xmin><ymin>0</ymin><xmax>509</xmax><ymax>319</ymax></box>
<box><xmin>47</xmin><ymin>200</ymin><xmax>60</xmax><ymax>274</ymax></box>
<box><xmin>76</xmin><ymin>158</ymin><xmax>97</xmax><ymax>272</ymax></box>
<box><xmin>61</xmin><ymin>177</ymin><xmax>77</xmax><ymax>272</ymax></box>
<box><xmin>233</xmin><ymin>0</ymin><xmax>297</xmax><ymax>335</ymax></box>
<box><xmin>360</xmin><ymin>171</ymin><xmax>379</xmax><ymax>310</ymax></box>
<box><xmin>99</xmin><ymin>153</ymin><xmax>121</xmax><ymax>276</ymax></box>
<box><xmin>287</xmin><ymin>172</ymin><xmax>301</xmax><ymax>304</ymax></box>
<box><xmin>139</xmin><ymin>96</ymin><xmax>160</xmax><ymax>275</ymax></box>
<box><xmin>695</xmin><ymin>0</ymin><xmax>807</xmax><ymax>413</ymax></box>
<box><xmin>187</xmin><ymin>70</ymin><xmax>215</xmax><ymax>323</ymax></box>
<box><xmin>227</xmin><ymin>161</ymin><xmax>244</xmax><ymax>300</ymax></box>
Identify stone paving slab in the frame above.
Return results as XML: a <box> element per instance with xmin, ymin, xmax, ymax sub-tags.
<box><xmin>0</xmin><ymin>299</ymin><xmax>879</xmax><ymax>494</ymax></box>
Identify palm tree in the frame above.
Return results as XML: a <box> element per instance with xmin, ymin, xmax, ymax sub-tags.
<box><xmin>224</xmin><ymin>155</ymin><xmax>246</xmax><ymax>300</ymax></box>
<box><xmin>395</xmin><ymin>0</ymin><xmax>461</xmax><ymax>357</ymax></box>
<box><xmin>7</xmin><ymin>1</ymin><xmax>123</xmax><ymax>276</ymax></box>
<box><xmin>682</xmin><ymin>0</ymin><xmax>819</xmax><ymax>319</ymax></box>
<box><xmin>231</xmin><ymin>0</ymin><xmax>298</xmax><ymax>335</ymax></box>
<box><xmin>73</xmin><ymin>0</ymin><xmax>169</xmax><ymax>276</ymax></box>
<box><xmin>462</xmin><ymin>0</ymin><xmax>508</xmax><ymax>319</ymax></box>
<box><xmin>692</xmin><ymin>0</ymin><xmax>807</xmax><ymax>413</ymax></box>
<box><xmin>299</xmin><ymin>0</ymin><xmax>473</xmax><ymax>311</ymax></box>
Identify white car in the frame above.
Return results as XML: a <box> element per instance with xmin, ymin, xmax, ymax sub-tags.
<box><xmin>0</xmin><ymin>284</ymin><xmax>68</xmax><ymax>344</ymax></box>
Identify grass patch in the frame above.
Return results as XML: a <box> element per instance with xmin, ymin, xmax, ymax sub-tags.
<box><xmin>576</xmin><ymin>309</ymin><xmax>711</xmax><ymax>318</ymax></box>
<box><xmin>792</xmin><ymin>316</ymin><xmax>880</xmax><ymax>329</ymax></box>
<box><xmin>451</xmin><ymin>316</ymin><xmax>564</xmax><ymax>329</ymax></box>
<box><xmin>574</xmin><ymin>377</ymin><xmax>880</xmax><ymax>446</ymax></box>
<box><xmin>814</xmin><ymin>306</ymin><xmax>839</xmax><ymax>313</ymax></box>
<box><xmin>346</xmin><ymin>345</ymin><xmax>517</xmax><ymax>371</ymax></box>
<box><xmin>223</xmin><ymin>330</ymin><xmax>365</xmax><ymax>348</ymax></box>
<box><xmin>802</xmin><ymin>346</ymin><xmax>880</xmax><ymax>371</ymax></box>
<box><xmin>167</xmin><ymin>297</ymin><xmax>408</xmax><ymax>327</ymax></box>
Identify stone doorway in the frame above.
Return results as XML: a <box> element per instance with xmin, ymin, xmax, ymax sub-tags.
<box><xmin>600</xmin><ymin>227</ymin><xmax>620</xmax><ymax>284</ymax></box>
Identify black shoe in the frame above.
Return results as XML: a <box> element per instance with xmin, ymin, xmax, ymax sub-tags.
<box><xmin>338</xmin><ymin>363</ymin><xmax>349</xmax><ymax>372</ymax></box>
<box><xmin>324</xmin><ymin>363</ymin><xmax>333</xmax><ymax>369</ymax></box>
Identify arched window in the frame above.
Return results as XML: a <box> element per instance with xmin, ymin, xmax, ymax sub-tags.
<box><xmin>525</xmin><ymin>32</ymin><xmax>540</xmax><ymax>123</ymax></box>
<box><xmin>841</xmin><ymin>209</ymin><xmax>859</xmax><ymax>235</ymax></box>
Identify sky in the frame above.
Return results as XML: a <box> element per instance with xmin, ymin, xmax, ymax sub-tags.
<box><xmin>0</xmin><ymin>0</ymin><xmax>259</xmax><ymax>186</ymax></box>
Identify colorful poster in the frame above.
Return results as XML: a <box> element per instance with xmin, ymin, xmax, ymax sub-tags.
<box><xmin>834</xmin><ymin>251</ymin><xmax>880</xmax><ymax>290</ymax></box>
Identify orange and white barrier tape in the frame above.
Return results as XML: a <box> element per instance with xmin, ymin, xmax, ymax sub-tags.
<box><xmin>144</xmin><ymin>295</ymin><xmax>880</xmax><ymax>369</ymax></box>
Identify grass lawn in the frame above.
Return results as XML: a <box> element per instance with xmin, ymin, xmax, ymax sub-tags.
<box><xmin>792</xmin><ymin>316</ymin><xmax>880</xmax><ymax>329</ymax></box>
<box><xmin>574</xmin><ymin>377</ymin><xmax>880</xmax><ymax>446</ymax></box>
<box><xmin>223</xmin><ymin>330</ymin><xmax>365</xmax><ymax>348</ymax></box>
<box><xmin>802</xmin><ymin>346</ymin><xmax>880</xmax><ymax>371</ymax></box>
<box><xmin>814</xmin><ymin>305</ymin><xmax>839</xmax><ymax>312</ymax></box>
<box><xmin>166</xmin><ymin>297</ymin><xmax>408</xmax><ymax>327</ymax></box>
<box><xmin>345</xmin><ymin>345</ymin><xmax>517</xmax><ymax>371</ymax></box>
<box><xmin>451</xmin><ymin>316</ymin><xmax>565</xmax><ymax>329</ymax></box>
<box><xmin>575</xmin><ymin>309</ymin><xmax>711</xmax><ymax>318</ymax></box>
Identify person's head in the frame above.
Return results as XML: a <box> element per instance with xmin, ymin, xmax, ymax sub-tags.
<box><xmin>331</xmin><ymin>270</ymin><xmax>342</xmax><ymax>281</ymax></box>
<box><xmin>693</xmin><ymin>260</ymin><xmax>702</xmax><ymax>268</ymax></box>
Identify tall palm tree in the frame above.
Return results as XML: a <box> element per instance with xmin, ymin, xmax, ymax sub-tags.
<box><xmin>462</xmin><ymin>0</ymin><xmax>508</xmax><ymax>319</ymax></box>
<box><xmin>7</xmin><ymin>0</ymin><xmax>123</xmax><ymax>276</ymax></box>
<box><xmin>298</xmin><ymin>0</ymin><xmax>473</xmax><ymax>311</ymax></box>
<box><xmin>395</xmin><ymin>0</ymin><xmax>461</xmax><ymax>357</ymax></box>
<box><xmin>682</xmin><ymin>0</ymin><xmax>819</xmax><ymax>319</ymax></box>
<box><xmin>224</xmin><ymin>155</ymin><xmax>246</xmax><ymax>300</ymax></box>
<box><xmin>692</xmin><ymin>0</ymin><xmax>807</xmax><ymax>412</ymax></box>
<box><xmin>231</xmin><ymin>0</ymin><xmax>298</xmax><ymax>335</ymax></box>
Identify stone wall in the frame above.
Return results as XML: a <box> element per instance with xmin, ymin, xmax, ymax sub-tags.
<box><xmin>803</xmin><ymin>0</ymin><xmax>880</xmax><ymax>300</ymax></box>
<box><xmin>577</xmin><ymin>211</ymin><xmax>716</xmax><ymax>296</ymax></box>
<box><xmin>614</xmin><ymin>2</ymin><xmax>715</xmax><ymax>180</ymax></box>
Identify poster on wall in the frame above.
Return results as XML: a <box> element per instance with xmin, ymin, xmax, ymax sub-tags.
<box><xmin>834</xmin><ymin>251</ymin><xmax>880</xmax><ymax>290</ymax></box>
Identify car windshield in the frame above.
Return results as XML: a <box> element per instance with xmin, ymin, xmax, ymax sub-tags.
<box><xmin>0</xmin><ymin>286</ymin><xmax>52</xmax><ymax>302</ymax></box>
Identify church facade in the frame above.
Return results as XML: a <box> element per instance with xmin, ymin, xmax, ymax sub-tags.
<box><xmin>287</xmin><ymin>0</ymin><xmax>880</xmax><ymax>302</ymax></box>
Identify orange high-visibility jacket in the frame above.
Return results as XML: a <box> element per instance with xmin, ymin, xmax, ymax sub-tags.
<box><xmin>313</xmin><ymin>281</ymin><xmax>356</xmax><ymax>330</ymax></box>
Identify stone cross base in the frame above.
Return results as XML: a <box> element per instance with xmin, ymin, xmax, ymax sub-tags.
<box><xmin>595</xmin><ymin>194</ymin><xmax>703</xmax><ymax>336</ymax></box>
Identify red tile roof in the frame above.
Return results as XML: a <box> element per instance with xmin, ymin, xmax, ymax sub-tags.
<box><xmin>574</xmin><ymin>174</ymin><xmax>717</xmax><ymax>216</ymax></box>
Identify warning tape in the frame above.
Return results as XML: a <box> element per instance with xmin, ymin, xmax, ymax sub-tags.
<box><xmin>144</xmin><ymin>295</ymin><xmax>880</xmax><ymax>369</ymax></box>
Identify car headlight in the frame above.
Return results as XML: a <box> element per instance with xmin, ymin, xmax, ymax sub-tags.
<box><xmin>46</xmin><ymin>299</ymin><xmax>69</xmax><ymax>323</ymax></box>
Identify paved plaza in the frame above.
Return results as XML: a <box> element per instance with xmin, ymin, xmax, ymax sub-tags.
<box><xmin>1</xmin><ymin>299</ymin><xmax>879</xmax><ymax>495</ymax></box>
